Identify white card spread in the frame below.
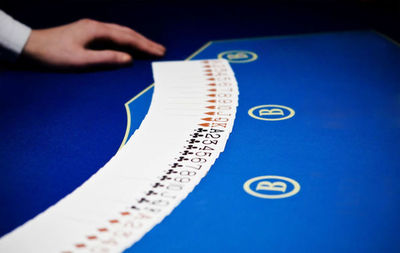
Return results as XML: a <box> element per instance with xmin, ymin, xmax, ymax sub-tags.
<box><xmin>0</xmin><ymin>59</ymin><xmax>239</xmax><ymax>253</ymax></box>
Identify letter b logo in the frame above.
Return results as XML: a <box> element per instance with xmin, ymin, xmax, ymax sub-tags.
<box><xmin>248</xmin><ymin>105</ymin><xmax>295</xmax><ymax>121</ymax></box>
<box><xmin>256</xmin><ymin>181</ymin><xmax>287</xmax><ymax>192</ymax></box>
<box><xmin>243</xmin><ymin>175</ymin><xmax>300</xmax><ymax>199</ymax></box>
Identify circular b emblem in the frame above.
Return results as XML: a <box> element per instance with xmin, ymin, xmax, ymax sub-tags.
<box><xmin>243</xmin><ymin>175</ymin><xmax>300</xmax><ymax>199</ymax></box>
<box><xmin>218</xmin><ymin>50</ymin><xmax>258</xmax><ymax>63</ymax></box>
<box><xmin>248</xmin><ymin>104</ymin><xmax>295</xmax><ymax>121</ymax></box>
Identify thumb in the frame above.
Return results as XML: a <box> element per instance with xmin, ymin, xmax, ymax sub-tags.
<box><xmin>80</xmin><ymin>49</ymin><xmax>132</xmax><ymax>66</ymax></box>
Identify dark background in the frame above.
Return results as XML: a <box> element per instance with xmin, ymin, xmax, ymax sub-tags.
<box><xmin>1</xmin><ymin>0</ymin><xmax>400</xmax><ymax>62</ymax></box>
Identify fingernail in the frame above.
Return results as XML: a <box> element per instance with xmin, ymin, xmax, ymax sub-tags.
<box><xmin>159</xmin><ymin>45</ymin><xmax>166</xmax><ymax>52</ymax></box>
<box><xmin>152</xmin><ymin>44</ymin><xmax>165</xmax><ymax>55</ymax></box>
<box><xmin>121</xmin><ymin>54</ymin><xmax>131</xmax><ymax>62</ymax></box>
<box><xmin>157</xmin><ymin>47</ymin><xmax>166</xmax><ymax>56</ymax></box>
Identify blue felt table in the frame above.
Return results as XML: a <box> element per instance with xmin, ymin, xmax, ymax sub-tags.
<box><xmin>1</xmin><ymin>31</ymin><xmax>399</xmax><ymax>252</ymax></box>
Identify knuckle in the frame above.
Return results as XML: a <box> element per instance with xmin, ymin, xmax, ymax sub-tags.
<box><xmin>93</xmin><ymin>24</ymin><xmax>109</xmax><ymax>35</ymax></box>
<box><xmin>142</xmin><ymin>41</ymin><xmax>153</xmax><ymax>49</ymax></box>
<box><xmin>79</xmin><ymin>18</ymin><xmax>94</xmax><ymax>25</ymax></box>
<box><xmin>109</xmin><ymin>52</ymin><xmax>120</xmax><ymax>61</ymax></box>
<box><xmin>79</xmin><ymin>18</ymin><xmax>103</xmax><ymax>32</ymax></box>
<box><xmin>99</xmin><ymin>51</ymin><xmax>118</xmax><ymax>62</ymax></box>
<box><xmin>108</xmin><ymin>23</ymin><xmax>131</xmax><ymax>31</ymax></box>
<box><xmin>120</xmin><ymin>25</ymin><xmax>134</xmax><ymax>32</ymax></box>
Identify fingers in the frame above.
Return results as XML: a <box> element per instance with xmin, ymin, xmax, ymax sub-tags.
<box><xmin>78</xmin><ymin>49</ymin><xmax>132</xmax><ymax>66</ymax></box>
<box><xmin>107</xmin><ymin>23</ymin><xmax>166</xmax><ymax>56</ymax></box>
<box><xmin>22</xmin><ymin>18</ymin><xmax>165</xmax><ymax>69</ymax></box>
<box><xmin>90</xmin><ymin>21</ymin><xmax>166</xmax><ymax>57</ymax></box>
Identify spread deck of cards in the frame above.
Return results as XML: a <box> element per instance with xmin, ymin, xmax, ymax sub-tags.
<box><xmin>1</xmin><ymin>31</ymin><xmax>400</xmax><ymax>253</ymax></box>
<box><xmin>0</xmin><ymin>59</ymin><xmax>239</xmax><ymax>252</ymax></box>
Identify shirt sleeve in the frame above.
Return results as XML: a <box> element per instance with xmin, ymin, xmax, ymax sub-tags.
<box><xmin>0</xmin><ymin>9</ymin><xmax>32</xmax><ymax>61</ymax></box>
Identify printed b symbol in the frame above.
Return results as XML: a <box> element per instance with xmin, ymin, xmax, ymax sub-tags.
<box><xmin>243</xmin><ymin>175</ymin><xmax>300</xmax><ymax>199</ymax></box>
<box><xmin>248</xmin><ymin>105</ymin><xmax>295</xmax><ymax>121</ymax></box>
<box><xmin>218</xmin><ymin>50</ymin><xmax>258</xmax><ymax>63</ymax></box>
<box><xmin>259</xmin><ymin>108</ymin><xmax>284</xmax><ymax>116</ymax></box>
<box><xmin>256</xmin><ymin>180</ymin><xmax>287</xmax><ymax>192</ymax></box>
<box><xmin>227</xmin><ymin>52</ymin><xmax>249</xmax><ymax>60</ymax></box>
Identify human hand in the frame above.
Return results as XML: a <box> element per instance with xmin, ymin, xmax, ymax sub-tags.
<box><xmin>22</xmin><ymin>19</ymin><xmax>166</xmax><ymax>68</ymax></box>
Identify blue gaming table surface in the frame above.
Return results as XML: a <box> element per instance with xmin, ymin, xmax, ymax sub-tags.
<box><xmin>1</xmin><ymin>31</ymin><xmax>400</xmax><ymax>252</ymax></box>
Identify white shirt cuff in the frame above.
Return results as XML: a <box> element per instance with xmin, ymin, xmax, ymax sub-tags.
<box><xmin>0</xmin><ymin>10</ymin><xmax>32</xmax><ymax>61</ymax></box>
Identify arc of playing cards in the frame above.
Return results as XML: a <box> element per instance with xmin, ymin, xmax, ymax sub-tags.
<box><xmin>0</xmin><ymin>59</ymin><xmax>239</xmax><ymax>253</ymax></box>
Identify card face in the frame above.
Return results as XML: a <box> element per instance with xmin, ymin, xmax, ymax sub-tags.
<box><xmin>0</xmin><ymin>59</ymin><xmax>238</xmax><ymax>253</ymax></box>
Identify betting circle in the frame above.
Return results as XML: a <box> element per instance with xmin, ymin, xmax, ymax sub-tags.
<box><xmin>243</xmin><ymin>175</ymin><xmax>301</xmax><ymax>199</ymax></box>
<box><xmin>218</xmin><ymin>50</ymin><xmax>258</xmax><ymax>63</ymax></box>
<box><xmin>248</xmin><ymin>104</ymin><xmax>295</xmax><ymax>121</ymax></box>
